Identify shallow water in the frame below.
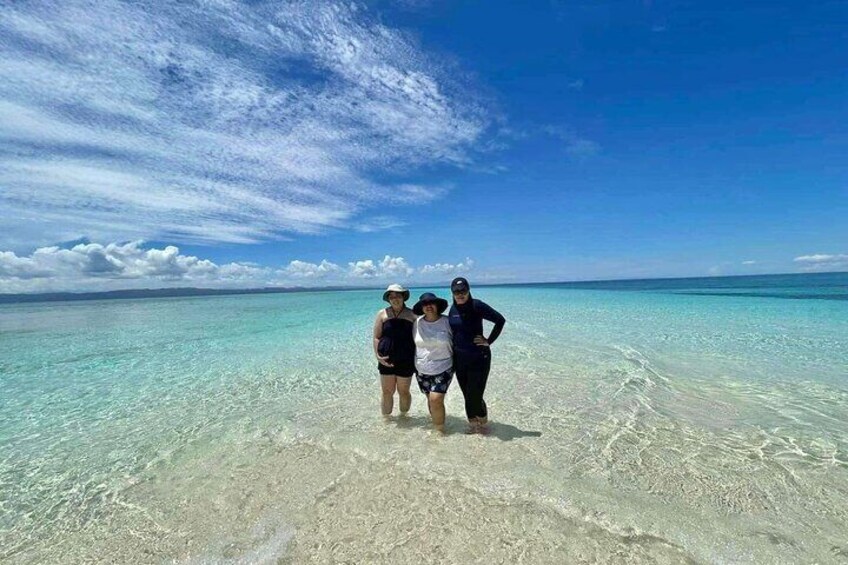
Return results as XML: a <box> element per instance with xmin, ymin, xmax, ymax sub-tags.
<box><xmin>1</xmin><ymin>275</ymin><xmax>847</xmax><ymax>563</ymax></box>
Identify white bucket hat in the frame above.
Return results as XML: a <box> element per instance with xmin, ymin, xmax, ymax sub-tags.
<box><xmin>382</xmin><ymin>283</ymin><xmax>410</xmax><ymax>302</ymax></box>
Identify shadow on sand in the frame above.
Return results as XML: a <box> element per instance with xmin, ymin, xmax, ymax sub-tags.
<box><xmin>389</xmin><ymin>414</ymin><xmax>542</xmax><ymax>441</ymax></box>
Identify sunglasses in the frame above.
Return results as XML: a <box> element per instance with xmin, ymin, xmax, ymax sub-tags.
<box><xmin>452</xmin><ymin>290</ymin><xmax>468</xmax><ymax>296</ymax></box>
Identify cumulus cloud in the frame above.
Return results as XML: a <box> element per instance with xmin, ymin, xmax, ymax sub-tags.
<box><xmin>347</xmin><ymin>255</ymin><xmax>413</xmax><ymax>278</ymax></box>
<box><xmin>347</xmin><ymin>259</ymin><xmax>379</xmax><ymax>279</ymax></box>
<box><xmin>0</xmin><ymin>251</ymin><xmax>54</xmax><ymax>279</ymax></box>
<box><xmin>420</xmin><ymin>257</ymin><xmax>475</xmax><ymax>274</ymax></box>
<box><xmin>378</xmin><ymin>255</ymin><xmax>414</xmax><ymax>277</ymax></box>
<box><xmin>0</xmin><ymin>241</ymin><xmax>475</xmax><ymax>292</ymax></box>
<box><xmin>794</xmin><ymin>253</ymin><xmax>848</xmax><ymax>272</ymax></box>
<box><xmin>282</xmin><ymin>259</ymin><xmax>342</xmax><ymax>278</ymax></box>
<box><xmin>0</xmin><ymin>1</ymin><xmax>487</xmax><ymax>249</ymax></box>
<box><xmin>0</xmin><ymin>241</ymin><xmax>272</xmax><ymax>292</ymax></box>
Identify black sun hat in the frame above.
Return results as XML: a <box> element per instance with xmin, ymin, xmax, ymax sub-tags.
<box><xmin>412</xmin><ymin>292</ymin><xmax>449</xmax><ymax>315</ymax></box>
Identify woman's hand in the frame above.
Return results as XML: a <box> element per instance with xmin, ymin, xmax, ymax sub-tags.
<box><xmin>377</xmin><ymin>355</ymin><xmax>394</xmax><ymax>367</ymax></box>
<box><xmin>473</xmin><ymin>335</ymin><xmax>489</xmax><ymax>348</ymax></box>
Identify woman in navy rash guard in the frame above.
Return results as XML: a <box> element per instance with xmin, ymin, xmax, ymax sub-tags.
<box><xmin>447</xmin><ymin>277</ymin><xmax>506</xmax><ymax>429</ymax></box>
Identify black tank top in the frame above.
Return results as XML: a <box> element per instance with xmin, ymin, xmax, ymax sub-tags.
<box><xmin>379</xmin><ymin>311</ymin><xmax>415</xmax><ymax>365</ymax></box>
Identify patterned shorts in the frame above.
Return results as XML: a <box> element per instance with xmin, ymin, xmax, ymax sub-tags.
<box><xmin>415</xmin><ymin>369</ymin><xmax>453</xmax><ymax>395</ymax></box>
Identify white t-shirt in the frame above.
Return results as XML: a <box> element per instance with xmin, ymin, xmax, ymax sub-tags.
<box><xmin>413</xmin><ymin>315</ymin><xmax>453</xmax><ymax>375</ymax></box>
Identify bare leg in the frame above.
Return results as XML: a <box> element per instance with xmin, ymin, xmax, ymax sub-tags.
<box><xmin>428</xmin><ymin>392</ymin><xmax>446</xmax><ymax>431</ymax></box>
<box><xmin>396</xmin><ymin>377</ymin><xmax>412</xmax><ymax>414</ymax></box>
<box><xmin>381</xmin><ymin>375</ymin><xmax>397</xmax><ymax>415</ymax></box>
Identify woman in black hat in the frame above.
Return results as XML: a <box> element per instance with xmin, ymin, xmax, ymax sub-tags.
<box><xmin>373</xmin><ymin>284</ymin><xmax>417</xmax><ymax>416</ymax></box>
<box><xmin>412</xmin><ymin>292</ymin><xmax>453</xmax><ymax>432</ymax></box>
<box><xmin>447</xmin><ymin>277</ymin><xmax>506</xmax><ymax>429</ymax></box>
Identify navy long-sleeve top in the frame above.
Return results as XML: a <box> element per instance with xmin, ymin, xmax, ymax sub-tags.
<box><xmin>448</xmin><ymin>298</ymin><xmax>506</xmax><ymax>358</ymax></box>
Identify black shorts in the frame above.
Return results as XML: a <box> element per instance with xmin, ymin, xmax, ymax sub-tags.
<box><xmin>378</xmin><ymin>361</ymin><xmax>415</xmax><ymax>378</ymax></box>
<box><xmin>415</xmin><ymin>370</ymin><xmax>453</xmax><ymax>394</ymax></box>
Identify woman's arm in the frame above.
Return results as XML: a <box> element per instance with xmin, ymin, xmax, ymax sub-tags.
<box><xmin>476</xmin><ymin>300</ymin><xmax>506</xmax><ymax>346</ymax></box>
<box><xmin>373</xmin><ymin>310</ymin><xmax>393</xmax><ymax>366</ymax></box>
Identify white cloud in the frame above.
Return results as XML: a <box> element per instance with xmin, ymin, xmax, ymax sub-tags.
<box><xmin>347</xmin><ymin>255</ymin><xmax>413</xmax><ymax>278</ymax></box>
<box><xmin>347</xmin><ymin>259</ymin><xmax>379</xmax><ymax>279</ymax></box>
<box><xmin>742</xmin><ymin>260</ymin><xmax>757</xmax><ymax>265</ymax></box>
<box><xmin>0</xmin><ymin>1</ymin><xmax>487</xmax><ymax>249</ymax></box>
<box><xmin>353</xmin><ymin>216</ymin><xmax>407</xmax><ymax>233</ymax></box>
<box><xmin>0</xmin><ymin>241</ymin><xmax>272</xmax><ymax>292</ymax></box>
<box><xmin>217</xmin><ymin>262</ymin><xmax>270</xmax><ymax>281</ymax></box>
<box><xmin>282</xmin><ymin>259</ymin><xmax>342</xmax><ymax>278</ymax></box>
<box><xmin>0</xmin><ymin>251</ymin><xmax>53</xmax><ymax>279</ymax></box>
<box><xmin>0</xmin><ymin>242</ymin><xmax>474</xmax><ymax>292</ymax></box>
<box><xmin>379</xmin><ymin>255</ymin><xmax>414</xmax><ymax>277</ymax></box>
<box><xmin>794</xmin><ymin>253</ymin><xmax>848</xmax><ymax>272</ymax></box>
<box><xmin>420</xmin><ymin>257</ymin><xmax>475</xmax><ymax>274</ymax></box>
<box><xmin>390</xmin><ymin>184</ymin><xmax>450</xmax><ymax>204</ymax></box>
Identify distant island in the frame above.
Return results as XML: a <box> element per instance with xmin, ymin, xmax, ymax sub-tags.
<box><xmin>0</xmin><ymin>285</ymin><xmax>379</xmax><ymax>304</ymax></box>
<box><xmin>1</xmin><ymin>272</ymin><xmax>845</xmax><ymax>305</ymax></box>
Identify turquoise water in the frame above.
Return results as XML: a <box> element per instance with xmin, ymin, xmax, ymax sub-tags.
<box><xmin>1</xmin><ymin>275</ymin><xmax>847</xmax><ymax>563</ymax></box>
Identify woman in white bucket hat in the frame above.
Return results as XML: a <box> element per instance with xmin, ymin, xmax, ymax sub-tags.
<box><xmin>372</xmin><ymin>284</ymin><xmax>417</xmax><ymax>416</ymax></box>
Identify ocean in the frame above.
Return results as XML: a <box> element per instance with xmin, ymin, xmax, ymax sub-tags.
<box><xmin>1</xmin><ymin>273</ymin><xmax>847</xmax><ymax>563</ymax></box>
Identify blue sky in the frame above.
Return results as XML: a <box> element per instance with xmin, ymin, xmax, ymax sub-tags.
<box><xmin>1</xmin><ymin>1</ymin><xmax>846</xmax><ymax>292</ymax></box>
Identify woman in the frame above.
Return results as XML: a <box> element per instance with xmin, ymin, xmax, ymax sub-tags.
<box><xmin>447</xmin><ymin>277</ymin><xmax>505</xmax><ymax>429</ymax></box>
<box><xmin>373</xmin><ymin>284</ymin><xmax>417</xmax><ymax>417</ymax></box>
<box><xmin>412</xmin><ymin>292</ymin><xmax>453</xmax><ymax>432</ymax></box>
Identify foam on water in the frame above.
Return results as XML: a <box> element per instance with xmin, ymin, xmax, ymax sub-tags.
<box><xmin>1</xmin><ymin>278</ymin><xmax>847</xmax><ymax>563</ymax></box>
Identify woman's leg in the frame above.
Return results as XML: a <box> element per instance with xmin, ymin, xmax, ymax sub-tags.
<box><xmin>380</xmin><ymin>375</ymin><xmax>397</xmax><ymax>415</ymax></box>
<box><xmin>466</xmin><ymin>357</ymin><xmax>492</xmax><ymax>425</ymax></box>
<box><xmin>454</xmin><ymin>362</ymin><xmax>475</xmax><ymax>422</ymax></box>
<box><xmin>477</xmin><ymin>401</ymin><xmax>488</xmax><ymax>425</ymax></box>
<box><xmin>396</xmin><ymin>376</ymin><xmax>412</xmax><ymax>414</ymax></box>
<box><xmin>427</xmin><ymin>392</ymin><xmax>446</xmax><ymax>430</ymax></box>
<box><xmin>465</xmin><ymin>372</ymin><xmax>483</xmax><ymax>426</ymax></box>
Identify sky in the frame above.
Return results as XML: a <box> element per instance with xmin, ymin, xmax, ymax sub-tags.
<box><xmin>1</xmin><ymin>0</ymin><xmax>846</xmax><ymax>293</ymax></box>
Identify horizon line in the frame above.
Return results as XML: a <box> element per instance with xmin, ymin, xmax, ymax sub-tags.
<box><xmin>1</xmin><ymin>270</ymin><xmax>845</xmax><ymax>305</ymax></box>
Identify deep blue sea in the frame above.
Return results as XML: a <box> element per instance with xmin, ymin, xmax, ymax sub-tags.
<box><xmin>1</xmin><ymin>273</ymin><xmax>846</xmax><ymax>563</ymax></box>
